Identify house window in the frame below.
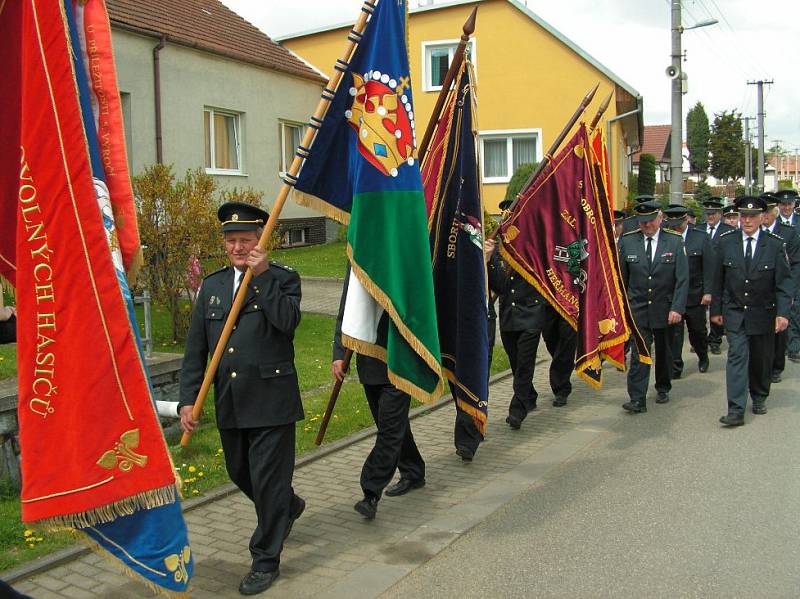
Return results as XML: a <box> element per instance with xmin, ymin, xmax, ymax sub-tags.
<box><xmin>204</xmin><ymin>108</ymin><xmax>242</xmax><ymax>173</ymax></box>
<box><xmin>422</xmin><ymin>39</ymin><xmax>476</xmax><ymax>92</ymax></box>
<box><xmin>120</xmin><ymin>92</ymin><xmax>132</xmax><ymax>171</ymax></box>
<box><xmin>480</xmin><ymin>130</ymin><xmax>540</xmax><ymax>183</ymax></box>
<box><xmin>283</xmin><ymin>227</ymin><xmax>310</xmax><ymax>247</ymax></box>
<box><xmin>279</xmin><ymin>121</ymin><xmax>304</xmax><ymax>174</ymax></box>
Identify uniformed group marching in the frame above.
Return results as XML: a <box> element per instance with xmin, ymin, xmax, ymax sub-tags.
<box><xmin>177</xmin><ymin>190</ymin><xmax>800</xmax><ymax>594</ymax></box>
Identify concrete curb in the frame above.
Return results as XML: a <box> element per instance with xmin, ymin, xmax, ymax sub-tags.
<box><xmin>3</xmin><ymin>370</ymin><xmax>514</xmax><ymax>584</ymax></box>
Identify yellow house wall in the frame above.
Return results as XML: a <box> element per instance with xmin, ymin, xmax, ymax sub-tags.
<box><xmin>282</xmin><ymin>0</ymin><xmax>635</xmax><ymax>212</ymax></box>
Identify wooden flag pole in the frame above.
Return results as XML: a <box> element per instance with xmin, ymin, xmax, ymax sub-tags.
<box><xmin>314</xmin><ymin>349</ymin><xmax>353</xmax><ymax>446</ymax></box>
<box><xmin>181</xmin><ymin>1</ymin><xmax>377</xmax><ymax>447</ymax></box>
<box><xmin>487</xmin><ymin>82</ymin><xmax>600</xmax><ymax>242</ymax></box>
<box><xmin>314</xmin><ymin>6</ymin><xmax>478</xmax><ymax>447</ymax></box>
<box><xmin>417</xmin><ymin>6</ymin><xmax>478</xmax><ymax>164</ymax></box>
<box><xmin>589</xmin><ymin>91</ymin><xmax>613</xmax><ymax>132</ymax></box>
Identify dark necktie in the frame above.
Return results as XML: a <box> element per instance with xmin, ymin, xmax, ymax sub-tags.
<box><xmin>708</xmin><ymin>225</ymin><xmax>715</xmax><ymax>238</ymax></box>
<box><xmin>233</xmin><ymin>270</ymin><xmax>243</xmax><ymax>299</ymax></box>
<box><xmin>745</xmin><ymin>237</ymin><xmax>753</xmax><ymax>267</ymax></box>
<box><xmin>646</xmin><ymin>237</ymin><xmax>653</xmax><ymax>267</ymax></box>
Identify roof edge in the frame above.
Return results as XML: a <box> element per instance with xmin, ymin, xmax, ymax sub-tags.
<box><xmin>111</xmin><ymin>20</ymin><xmax>327</xmax><ymax>84</ymax></box>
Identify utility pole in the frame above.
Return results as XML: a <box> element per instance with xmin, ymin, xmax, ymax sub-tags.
<box><xmin>670</xmin><ymin>1</ymin><xmax>683</xmax><ymax>205</ymax></box>
<box><xmin>748</xmin><ymin>79</ymin><xmax>773</xmax><ymax>194</ymax></box>
<box><xmin>743</xmin><ymin>116</ymin><xmax>754</xmax><ymax>194</ymax></box>
<box><xmin>773</xmin><ymin>137</ymin><xmax>784</xmax><ymax>185</ymax></box>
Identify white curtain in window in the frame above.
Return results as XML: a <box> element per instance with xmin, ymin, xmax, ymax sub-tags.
<box><xmin>512</xmin><ymin>136</ymin><xmax>536</xmax><ymax>173</ymax></box>
<box><xmin>484</xmin><ymin>139</ymin><xmax>507</xmax><ymax>178</ymax></box>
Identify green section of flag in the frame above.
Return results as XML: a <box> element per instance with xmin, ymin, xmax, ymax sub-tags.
<box><xmin>349</xmin><ymin>190</ymin><xmax>442</xmax><ymax>399</ymax></box>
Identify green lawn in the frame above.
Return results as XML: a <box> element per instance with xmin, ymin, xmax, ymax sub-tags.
<box><xmin>271</xmin><ymin>240</ymin><xmax>347</xmax><ymax>278</ymax></box>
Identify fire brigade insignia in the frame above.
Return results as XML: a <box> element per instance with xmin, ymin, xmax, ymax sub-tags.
<box><xmin>554</xmin><ymin>238</ymin><xmax>589</xmax><ymax>293</ymax></box>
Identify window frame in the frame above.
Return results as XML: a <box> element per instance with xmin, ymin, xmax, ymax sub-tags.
<box><xmin>204</xmin><ymin>107</ymin><xmax>244</xmax><ymax>175</ymax></box>
<box><xmin>479</xmin><ymin>128</ymin><xmax>543</xmax><ymax>184</ymax></box>
<box><xmin>421</xmin><ymin>38</ymin><xmax>477</xmax><ymax>92</ymax></box>
<box><xmin>282</xmin><ymin>227</ymin><xmax>310</xmax><ymax>247</ymax></box>
<box><xmin>279</xmin><ymin>120</ymin><xmax>305</xmax><ymax>176</ymax></box>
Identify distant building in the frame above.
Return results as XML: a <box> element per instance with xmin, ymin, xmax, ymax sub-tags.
<box><xmin>279</xmin><ymin>0</ymin><xmax>644</xmax><ymax>211</ymax></box>
<box><xmin>108</xmin><ymin>0</ymin><xmax>333</xmax><ymax>246</ymax></box>
<box><xmin>632</xmin><ymin>125</ymin><xmax>671</xmax><ymax>184</ymax></box>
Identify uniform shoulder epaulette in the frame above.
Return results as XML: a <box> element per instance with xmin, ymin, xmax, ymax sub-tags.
<box><xmin>622</xmin><ymin>230</ymin><xmax>640</xmax><ymax>237</ymax></box>
<box><xmin>766</xmin><ymin>230</ymin><xmax>785</xmax><ymax>241</ymax></box>
<box><xmin>203</xmin><ymin>265</ymin><xmax>229</xmax><ymax>280</ymax></box>
<box><xmin>269</xmin><ymin>260</ymin><xmax>295</xmax><ymax>273</ymax></box>
<box><xmin>719</xmin><ymin>229</ymin><xmax>737</xmax><ymax>238</ymax></box>
<box><xmin>662</xmin><ymin>228</ymin><xmax>681</xmax><ymax>236</ymax></box>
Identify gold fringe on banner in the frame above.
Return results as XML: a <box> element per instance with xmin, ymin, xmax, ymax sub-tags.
<box><xmin>30</xmin><ymin>484</ymin><xmax>178</xmax><ymax>531</ymax></box>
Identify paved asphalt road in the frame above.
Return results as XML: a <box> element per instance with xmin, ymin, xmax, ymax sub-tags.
<box><xmin>382</xmin><ymin>350</ymin><xmax>800</xmax><ymax>599</ymax></box>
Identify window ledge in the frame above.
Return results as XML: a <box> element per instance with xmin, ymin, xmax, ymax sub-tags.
<box><xmin>484</xmin><ymin>177</ymin><xmax>512</xmax><ymax>184</ymax></box>
<box><xmin>205</xmin><ymin>169</ymin><xmax>248</xmax><ymax>177</ymax></box>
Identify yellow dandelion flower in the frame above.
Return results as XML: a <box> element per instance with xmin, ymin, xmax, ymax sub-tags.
<box><xmin>197</xmin><ymin>472</ymin><xmax>204</xmax><ymax>477</ymax></box>
<box><xmin>188</xmin><ymin>465</ymin><xmax>196</xmax><ymax>473</ymax></box>
<box><xmin>192</xmin><ymin>489</ymin><xmax>199</xmax><ymax>495</ymax></box>
<box><xmin>35</xmin><ymin>537</ymin><xmax>43</xmax><ymax>542</ymax></box>
<box><xmin>23</xmin><ymin>530</ymin><xmax>33</xmax><ymax>538</ymax></box>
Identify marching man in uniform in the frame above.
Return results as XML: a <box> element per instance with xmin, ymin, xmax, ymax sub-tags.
<box><xmin>617</xmin><ymin>199</ymin><xmax>688</xmax><ymax>413</ymax></box>
<box><xmin>711</xmin><ymin>196</ymin><xmax>793</xmax><ymax>426</ymax></box>
<box><xmin>179</xmin><ymin>202</ymin><xmax>305</xmax><ymax>595</ymax></box>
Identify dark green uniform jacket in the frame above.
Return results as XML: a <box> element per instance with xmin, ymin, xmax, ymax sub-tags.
<box><xmin>179</xmin><ymin>263</ymin><xmax>304</xmax><ymax>429</ymax></box>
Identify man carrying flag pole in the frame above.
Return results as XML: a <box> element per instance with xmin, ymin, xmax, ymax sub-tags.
<box><xmin>293</xmin><ymin>0</ymin><xmax>443</xmax><ymax>517</ymax></box>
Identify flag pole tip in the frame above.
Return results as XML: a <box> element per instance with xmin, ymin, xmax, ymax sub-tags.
<box><xmin>463</xmin><ymin>6</ymin><xmax>478</xmax><ymax>36</ymax></box>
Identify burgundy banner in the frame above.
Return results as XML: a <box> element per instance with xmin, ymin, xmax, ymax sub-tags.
<box><xmin>500</xmin><ymin>125</ymin><xmax>634</xmax><ymax>387</ymax></box>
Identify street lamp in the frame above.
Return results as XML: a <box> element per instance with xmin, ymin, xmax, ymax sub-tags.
<box><xmin>669</xmin><ymin>2</ymin><xmax>717</xmax><ymax>205</ymax></box>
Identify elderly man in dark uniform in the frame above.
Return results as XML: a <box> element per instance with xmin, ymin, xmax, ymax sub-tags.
<box><xmin>723</xmin><ymin>204</ymin><xmax>740</xmax><ymax>229</ymax></box>
<box><xmin>664</xmin><ymin>204</ymin><xmax>714</xmax><ymax>377</ymax></box>
<box><xmin>332</xmin><ymin>264</ymin><xmax>426</xmax><ymax>519</ymax></box>
<box><xmin>179</xmin><ymin>202</ymin><xmax>305</xmax><ymax>596</ymax></box>
<box><xmin>711</xmin><ymin>196</ymin><xmax>793</xmax><ymax>426</ymax></box>
<box><xmin>759</xmin><ymin>193</ymin><xmax>800</xmax><ymax>383</ymax></box>
<box><xmin>617</xmin><ymin>200</ymin><xmax>688</xmax><ymax>412</ymax></box>
<box><xmin>774</xmin><ymin>189</ymin><xmax>800</xmax><ymax>362</ymax></box>
<box><xmin>699</xmin><ymin>197</ymin><xmax>735</xmax><ymax>355</ymax></box>
<box><xmin>493</xmin><ymin>246</ymin><xmax>577</xmax><ymax>430</ymax></box>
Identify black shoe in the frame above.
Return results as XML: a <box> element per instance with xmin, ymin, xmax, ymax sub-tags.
<box><xmin>506</xmin><ymin>414</ymin><xmax>522</xmax><ymax>429</ymax></box>
<box><xmin>552</xmin><ymin>396</ymin><xmax>567</xmax><ymax>407</ymax></box>
<box><xmin>622</xmin><ymin>401</ymin><xmax>647</xmax><ymax>413</ymax></box>
<box><xmin>656</xmin><ymin>392</ymin><xmax>670</xmax><ymax>404</ymax></box>
<box><xmin>709</xmin><ymin>345</ymin><xmax>721</xmax><ymax>355</ymax></box>
<box><xmin>788</xmin><ymin>352</ymin><xmax>800</xmax><ymax>363</ymax></box>
<box><xmin>771</xmin><ymin>372</ymin><xmax>782</xmax><ymax>384</ymax></box>
<box><xmin>283</xmin><ymin>495</ymin><xmax>305</xmax><ymax>541</ymax></box>
<box><xmin>456</xmin><ymin>446</ymin><xmax>474</xmax><ymax>462</ymax></box>
<box><xmin>719</xmin><ymin>413</ymin><xmax>744</xmax><ymax>426</ymax></box>
<box><xmin>672</xmin><ymin>371</ymin><xmax>682</xmax><ymax>380</ymax></box>
<box><xmin>239</xmin><ymin>570</ymin><xmax>279</xmax><ymax>595</ymax></box>
<box><xmin>698</xmin><ymin>357</ymin><xmax>709</xmax><ymax>373</ymax></box>
<box><xmin>385</xmin><ymin>477</ymin><xmax>425</xmax><ymax>497</ymax></box>
<box><xmin>354</xmin><ymin>496</ymin><xmax>378</xmax><ymax>519</ymax></box>
<box><xmin>752</xmin><ymin>403</ymin><xmax>767</xmax><ymax>415</ymax></box>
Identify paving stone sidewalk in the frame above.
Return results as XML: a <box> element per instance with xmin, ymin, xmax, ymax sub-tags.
<box><xmin>9</xmin><ymin>351</ymin><xmax>631</xmax><ymax>599</ymax></box>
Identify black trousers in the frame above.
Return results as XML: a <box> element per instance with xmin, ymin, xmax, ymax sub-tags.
<box><xmin>671</xmin><ymin>304</ymin><xmax>709</xmax><ymax>375</ymax></box>
<box><xmin>501</xmin><ymin>311</ymin><xmax>575</xmax><ymax>422</ymax></box>
<box><xmin>708</xmin><ymin>319</ymin><xmax>725</xmax><ymax>348</ymax></box>
<box><xmin>627</xmin><ymin>326</ymin><xmax>672</xmax><ymax>405</ymax></box>
<box><xmin>773</xmin><ymin>329</ymin><xmax>787</xmax><ymax>375</ymax></box>
<box><xmin>725</xmin><ymin>327</ymin><xmax>774</xmax><ymax>415</ymax></box>
<box><xmin>361</xmin><ymin>383</ymin><xmax>425</xmax><ymax>499</ymax></box>
<box><xmin>219</xmin><ymin>424</ymin><xmax>297</xmax><ymax>573</ymax></box>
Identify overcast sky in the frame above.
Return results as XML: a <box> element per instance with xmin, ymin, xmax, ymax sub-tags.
<box><xmin>221</xmin><ymin>0</ymin><xmax>799</xmax><ymax>151</ymax></box>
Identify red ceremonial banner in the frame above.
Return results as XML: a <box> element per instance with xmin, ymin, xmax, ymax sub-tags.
<box><xmin>12</xmin><ymin>0</ymin><xmax>176</xmax><ymax>526</ymax></box>
<box><xmin>499</xmin><ymin>124</ymin><xmax>633</xmax><ymax>387</ymax></box>
<box><xmin>72</xmin><ymin>0</ymin><xmax>142</xmax><ymax>281</ymax></box>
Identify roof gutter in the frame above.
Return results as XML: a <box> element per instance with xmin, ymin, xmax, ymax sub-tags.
<box><xmin>606</xmin><ymin>102</ymin><xmax>643</xmax><ymax>206</ymax></box>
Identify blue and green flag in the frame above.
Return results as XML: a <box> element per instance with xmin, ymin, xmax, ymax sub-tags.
<box><xmin>293</xmin><ymin>0</ymin><xmax>443</xmax><ymax>402</ymax></box>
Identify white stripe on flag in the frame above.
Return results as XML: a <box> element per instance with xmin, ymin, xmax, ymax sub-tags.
<box><xmin>342</xmin><ymin>269</ymin><xmax>383</xmax><ymax>344</ymax></box>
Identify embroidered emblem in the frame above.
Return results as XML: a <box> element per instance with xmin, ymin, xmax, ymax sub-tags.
<box><xmin>598</xmin><ymin>318</ymin><xmax>618</xmax><ymax>335</ymax></box>
<box><xmin>554</xmin><ymin>238</ymin><xmax>590</xmax><ymax>293</ymax></box>
<box><xmin>503</xmin><ymin>225</ymin><xmax>520</xmax><ymax>243</ymax></box>
<box><xmin>452</xmin><ymin>213</ymin><xmax>483</xmax><ymax>250</ymax></box>
<box><xmin>97</xmin><ymin>429</ymin><xmax>148</xmax><ymax>472</ymax></box>
<box><xmin>231</xmin><ymin>213</ymin><xmax>239</xmax><ymax>221</ymax></box>
<box><xmin>346</xmin><ymin>69</ymin><xmax>415</xmax><ymax>177</ymax></box>
<box><xmin>164</xmin><ymin>546</ymin><xmax>192</xmax><ymax>584</ymax></box>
